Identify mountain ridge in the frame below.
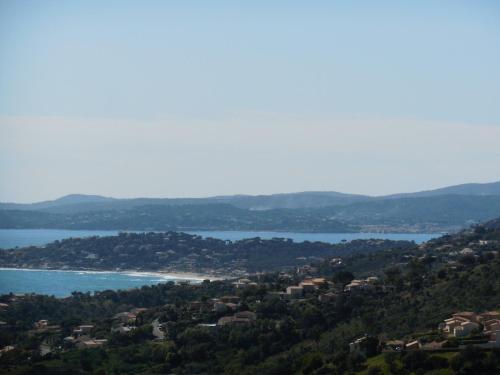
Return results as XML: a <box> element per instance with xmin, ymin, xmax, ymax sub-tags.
<box><xmin>1</xmin><ymin>181</ymin><xmax>500</xmax><ymax>213</ymax></box>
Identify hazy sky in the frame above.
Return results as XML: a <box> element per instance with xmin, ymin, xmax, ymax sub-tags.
<box><xmin>1</xmin><ymin>0</ymin><xmax>500</xmax><ymax>202</ymax></box>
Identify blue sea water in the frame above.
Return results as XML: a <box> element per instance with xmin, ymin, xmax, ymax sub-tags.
<box><xmin>0</xmin><ymin>229</ymin><xmax>120</xmax><ymax>249</ymax></box>
<box><xmin>0</xmin><ymin>229</ymin><xmax>439</xmax><ymax>296</ymax></box>
<box><xmin>0</xmin><ymin>268</ymin><xmax>203</xmax><ymax>297</ymax></box>
<box><xmin>188</xmin><ymin>230</ymin><xmax>437</xmax><ymax>244</ymax></box>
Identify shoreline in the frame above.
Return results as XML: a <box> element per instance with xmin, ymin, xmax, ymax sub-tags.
<box><xmin>0</xmin><ymin>267</ymin><xmax>229</xmax><ymax>281</ymax></box>
<box><xmin>0</xmin><ymin>228</ymin><xmax>446</xmax><ymax>235</ymax></box>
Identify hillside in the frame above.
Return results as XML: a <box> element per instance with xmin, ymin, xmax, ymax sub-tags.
<box><xmin>386</xmin><ymin>181</ymin><xmax>500</xmax><ymax>199</ymax></box>
<box><xmin>1</xmin><ymin>220</ymin><xmax>500</xmax><ymax>374</ymax></box>
<box><xmin>0</xmin><ymin>191</ymin><xmax>370</xmax><ymax>214</ymax></box>
<box><xmin>0</xmin><ymin>204</ymin><xmax>355</xmax><ymax>233</ymax></box>
<box><xmin>2</xmin><ymin>182</ymin><xmax>500</xmax><ymax>233</ymax></box>
<box><xmin>2</xmin><ymin>181</ymin><xmax>500</xmax><ymax>213</ymax></box>
<box><xmin>0</xmin><ymin>231</ymin><xmax>413</xmax><ymax>274</ymax></box>
<box><xmin>2</xmin><ymin>195</ymin><xmax>500</xmax><ymax>233</ymax></box>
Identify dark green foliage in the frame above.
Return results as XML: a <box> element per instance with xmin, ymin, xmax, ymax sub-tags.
<box><xmin>0</xmin><ymin>231</ymin><xmax>413</xmax><ymax>273</ymax></box>
<box><xmin>2</xmin><ymin>223</ymin><xmax>500</xmax><ymax>374</ymax></box>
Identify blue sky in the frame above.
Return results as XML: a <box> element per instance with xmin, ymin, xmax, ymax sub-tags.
<box><xmin>1</xmin><ymin>1</ymin><xmax>500</xmax><ymax>201</ymax></box>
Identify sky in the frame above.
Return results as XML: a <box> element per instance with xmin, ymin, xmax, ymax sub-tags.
<box><xmin>1</xmin><ymin>0</ymin><xmax>500</xmax><ymax>202</ymax></box>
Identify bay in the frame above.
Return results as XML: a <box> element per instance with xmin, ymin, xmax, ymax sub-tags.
<box><xmin>0</xmin><ymin>268</ymin><xmax>203</xmax><ymax>297</ymax></box>
<box><xmin>0</xmin><ymin>229</ymin><xmax>439</xmax><ymax>297</ymax></box>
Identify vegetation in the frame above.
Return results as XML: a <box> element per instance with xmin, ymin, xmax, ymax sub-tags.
<box><xmin>0</xmin><ymin>232</ymin><xmax>413</xmax><ymax>275</ymax></box>
<box><xmin>1</xmin><ymin>221</ymin><xmax>500</xmax><ymax>373</ymax></box>
<box><xmin>3</xmin><ymin>193</ymin><xmax>500</xmax><ymax>233</ymax></box>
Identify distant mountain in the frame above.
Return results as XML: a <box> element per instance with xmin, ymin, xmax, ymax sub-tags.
<box><xmin>0</xmin><ymin>194</ymin><xmax>117</xmax><ymax>212</ymax></box>
<box><xmin>2</xmin><ymin>195</ymin><xmax>500</xmax><ymax>233</ymax></box>
<box><xmin>316</xmin><ymin>195</ymin><xmax>500</xmax><ymax>228</ymax></box>
<box><xmin>0</xmin><ymin>191</ymin><xmax>371</xmax><ymax>214</ymax></box>
<box><xmin>1</xmin><ymin>182</ymin><xmax>500</xmax><ymax>232</ymax></box>
<box><xmin>210</xmin><ymin>191</ymin><xmax>370</xmax><ymax>210</ymax></box>
<box><xmin>385</xmin><ymin>181</ymin><xmax>500</xmax><ymax>199</ymax></box>
<box><xmin>2</xmin><ymin>181</ymin><xmax>500</xmax><ymax>214</ymax></box>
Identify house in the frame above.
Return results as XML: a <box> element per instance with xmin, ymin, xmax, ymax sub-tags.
<box><xmin>405</xmin><ymin>340</ymin><xmax>420</xmax><ymax>350</ymax></box>
<box><xmin>73</xmin><ymin>325</ymin><xmax>94</xmax><ymax>338</ymax></box>
<box><xmin>311</xmin><ymin>278</ymin><xmax>327</xmax><ymax>286</ymax></box>
<box><xmin>0</xmin><ymin>303</ymin><xmax>9</xmax><ymax>310</ymax></box>
<box><xmin>345</xmin><ymin>280</ymin><xmax>366</xmax><ymax>292</ymax></box>
<box><xmin>454</xmin><ymin>321</ymin><xmax>480</xmax><ymax>337</ymax></box>
<box><xmin>421</xmin><ymin>341</ymin><xmax>445</xmax><ymax>351</ymax></box>
<box><xmin>318</xmin><ymin>292</ymin><xmax>337</xmax><ymax>303</ymax></box>
<box><xmin>440</xmin><ymin>311</ymin><xmax>490</xmax><ymax>338</ymax></box>
<box><xmin>286</xmin><ymin>286</ymin><xmax>304</xmax><ymax>298</ymax></box>
<box><xmin>453</xmin><ymin>311</ymin><xmax>477</xmax><ymax>322</ymax></box>
<box><xmin>442</xmin><ymin>317</ymin><xmax>469</xmax><ymax>334</ymax></box>
<box><xmin>483</xmin><ymin>318</ymin><xmax>500</xmax><ymax>332</ymax></box>
<box><xmin>384</xmin><ymin>340</ymin><xmax>405</xmax><ymax>351</ymax></box>
<box><xmin>221</xmin><ymin>296</ymin><xmax>240</xmax><ymax>304</ymax></box>
<box><xmin>299</xmin><ymin>281</ymin><xmax>317</xmax><ymax>292</ymax></box>
<box><xmin>217</xmin><ymin>316</ymin><xmax>253</xmax><ymax>327</ymax></box>
<box><xmin>297</xmin><ymin>265</ymin><xmax>317</xmax><ymax>275</ymax></box>
<box><xmin>460</xmin><ymin>248</ymin><xmax>475</xmax><ymax>256</ymax></box>
<box><xmin>0</xmin><ymin>346</ymin><xmax>15</xmax><ymax>357</ymax></box>
<box><xmin>76</xmin><ymin>339</ymin><xmax>107</xmax><ymax>349</ymax></box>
<box><xmin>217</xmin><ymin>316</ymin><xmax>236</xmax><ymax>326</ymax></box>
<box><xmin>111</xmin><ymin>325</ymin><xmax>135</xmax><ymax>334</ymax></box>
<box><xmin>234</xmin><ymin>311</ymin><xmax>256</xmax><ymax>321</ymax></box>
<box><xmin>217</xmin><ymin>311</ymin><xmax>256</xmax><ymax>326</ymax></box>
<box><xmin>479</xmin><ymin>311</ymin><xmax>500</xmax><ymax>323</ymax></box>
<box><xmin>34</xmin><ymin>320</ymin><xmax>49</xmax><ymax>329</ymax></box>
<box><xmin>232</xmin><ymin>278</ymin><xmax>253</xmax><ymax>289</ymax></box>
<box><xmin>113</xmin><ymin>312</ymin><xmax>137</xmax><ymax>324</ymax></box>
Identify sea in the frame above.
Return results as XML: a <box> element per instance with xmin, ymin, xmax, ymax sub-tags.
<box><xmin>0</xmin><ymin>229</ymin><xmax>439</xmax><ymax>297</ymax></box>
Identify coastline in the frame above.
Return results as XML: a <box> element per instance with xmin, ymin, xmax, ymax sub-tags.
<box><xmin>0</xmin><ymin>267</ymin><xmax>228</xmax><ymax>282</ymax></box>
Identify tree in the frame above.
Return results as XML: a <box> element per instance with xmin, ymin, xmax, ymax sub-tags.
<box><xmin>332</xmin><ymin>271</ymin><xmax>354</xmax><ymax>286</ymax></box>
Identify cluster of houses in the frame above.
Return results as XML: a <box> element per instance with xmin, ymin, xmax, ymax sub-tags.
<box><xmin>232</xmin><ymin>278</ymin><xmax>259</xmax><ymax>289</ymax></box>
<box><xmin>344</xmin><ymin>276</ymin><xmax>380</xmax><ymax>292</ymax></box>
<box><xmin>64</xmin><ymin>324</ymin><xmax>108</xmax><ymax>349</ymax></box>
<box><xmin>265</xmin><ymin>274</ymin><xmax>384</xmax><ymax>303</ymax></box>
<box><xmin>210</xmin><ymin>295</ymin><xmax>258</xmax><ymax>327</ymax></box>
<box><xmin>428</xmin><ymin>239</ymin><xmax>500</xmax><ymax>266</ymax></box>
<box><xmin>350</xmin><ymin>310</ymin><xmax>500</xmax><ymax>355</ymax></box>
<box><xmin>284</xmin><ymin>278</ymin><xmax>327</xmax><ymax>298</ymax></box>
<box><xmin>440</xmin><ymin>311</ymin><xmax>500</xmax><ymax>345</ymax></box>
<box><xmin>212</xmin><ymin>295</ymin><xmax>241</xmax><ymax>313</ymax></box>
<box><xmin>64</xmin><ymin>307</ymin><xmax>149</xmax><ymax>349</ymax></box>
<box><xmin>184</xmin><ymin>294</ymin><xmax>257</xmax><ymax>327</ymax></box>
<box><xmin>217</xmin><ymin>311</ymin><xmax>257</xmax><ymax>326</ymax></box>
<box><xmin>349</xmin><ymin>336</ymin><xmax>420</xmax><ymax>355</ymax></box>
<box><xmin>111</xmin><ymin>307</ymin><xmax>148</xmax><ymax>334</ymax></box>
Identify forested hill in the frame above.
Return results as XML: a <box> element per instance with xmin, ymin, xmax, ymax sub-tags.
<box><xmin>0</xmin><ymin>231</ymin><xmax>414</xmax><ymax>275</ymax></box>
<box><xmin>2</xmin><ymin>195</ymin><xmax>500</xmax><ymax>232</ymax></box>
<box><xmin>0</xmin><ymin>204</ymin><xmax>355</xmax><ymax>232</ymax></box>
<box><xmin>2</xmin><ymin>181</ymin><xmax>500</xmax><ymax>213</ymax></box>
